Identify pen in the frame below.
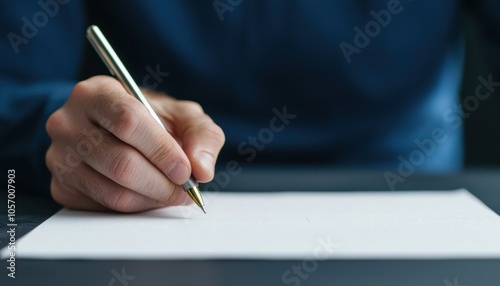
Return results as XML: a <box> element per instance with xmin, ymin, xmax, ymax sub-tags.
<box><xmin>86</xmin><ymin>25</ymin><xmax>206</xmax><ymax>213</ymax></box>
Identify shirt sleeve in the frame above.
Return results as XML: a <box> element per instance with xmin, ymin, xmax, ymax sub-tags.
<box><xmin>0</xmin><ymin>1</ymin><xmax>86</xmax><ymax>194</ymax></box>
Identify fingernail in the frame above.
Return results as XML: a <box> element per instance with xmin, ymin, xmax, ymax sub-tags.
<box><xmin>196</xmin><ymin>152</ymin><xmax>214</xmax><ymax>174</ymax></box>
<box><xmin>167</xmin><ymin>162</ymin><xmax>190</xmax><ymax>185</ymax></box>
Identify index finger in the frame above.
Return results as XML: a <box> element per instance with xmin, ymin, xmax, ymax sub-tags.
<box><xmin>77</xmin><ymin>76</ymin><xmax>192</xmax><ymax>185</ymax></box>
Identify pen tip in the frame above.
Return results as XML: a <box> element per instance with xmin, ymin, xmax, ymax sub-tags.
<box><xmin>201</xmin><ymin>205</ymin><xmax>207</xmax><ymax>214</ymax></box>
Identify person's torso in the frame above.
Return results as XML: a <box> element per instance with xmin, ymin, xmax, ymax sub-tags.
<box><xmin>83</xmin><ymin>0</ymin><xmax>463</xmax><ymax>171</ymax></box>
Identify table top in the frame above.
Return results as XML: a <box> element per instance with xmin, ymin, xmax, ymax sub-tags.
<box><xmin>1</xmin><ymin>168</ymin><xmax>499</xmax><ymax>286</ymax></box>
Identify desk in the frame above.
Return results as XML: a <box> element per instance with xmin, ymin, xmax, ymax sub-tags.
<box><xmin>1</xmin><ymin>168</ymin><xmax>499</xmax><ymax>286</ymax></box>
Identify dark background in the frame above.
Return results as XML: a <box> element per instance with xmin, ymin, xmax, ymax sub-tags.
<box><xmin>462</xmin><ymin>13</ymin><xmax>500</xmax><ymax>166</ymax></box>
<box><xmin>85</xmin><ymin>15</ymin><xmax>497</xmax><ymax>168</ymax></box>
<box><xmin>75</xmin><ymin>9</ymin><xmax>499</xmax><ymax>167</ymax></box>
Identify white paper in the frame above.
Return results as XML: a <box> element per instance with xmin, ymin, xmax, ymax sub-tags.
<box><xmin>3</xmin><ymin>189</ymin><xmax>500</xmax><ymax>260</ymax></box>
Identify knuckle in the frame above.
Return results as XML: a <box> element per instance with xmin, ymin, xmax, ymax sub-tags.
<box><xmin>113</xmin><ymin>103</ymin><xmax>143</xmax><ymax>141</ymax></box>
<box><xmin>104</xmin><ymin>188</ymin><xmax>136</xmax><ymax>213</ymax></box>
<box><xmin>149</xmin><ymin>140</ymin><xmax>177</xmax><ymax>166</ymax></box>
<box><xmin>46</xmin><ymin>109</ymin><xmax>67</xmax><ymax>138</ymax></box>
<box><xmin>177</xmin><ymin>100</ymin><xmax>204</xmax><ymax>114</ymax></box>
<box><xmin>153</xmin><ymin>180</ymin><xmax>177</xmax><ymax>203</ymax></box>
<box><xmin>108</xmin><ymin>151</ymin><xmax>138</xmax><ymax>187</ymax></box>
<box><xmin>70</xmin><ymin>81</ymin><xmax>94</xmax><ymax>105</ymax></box>
<box><xmin>49</xmin><ymin>180</ymin><xmax>66</xmax><ymax>205</ymax></box>
<box><xmin>77</xmin><ymin>172</ymin><xmax>102</xmax><ymax>198</ymax></box>
<box><xmin>92</xmin><ymin>88</ymin><xmax>124</xmax><ymax>123</ymax></box>
<box><xmin>75</xmin><ymin>171</ymin><xmax>122</xmax><ymax>211</ymax></box>
<box><xmin>202</xmin><ymin>120</ymin><xmax>226</xmax><ymax>147</ymax></box>
<box><xmin>45</xmin><ymin>146</ymin><xmax>55</xmax><ymax>169</ymax></box>
<box><xmin>72</xmin><ymin>81</ymin><xmax>91</xmax><ymax>97</ymax></box>
<box><xmin>91</xmin><ymin>92</ymin><xmax>113</xmax><ymax>117</ymax></box>
<box><xmin>162</xmin><ymin>185</ymin><xmax>187</xmax><ymax>206</ymax></box>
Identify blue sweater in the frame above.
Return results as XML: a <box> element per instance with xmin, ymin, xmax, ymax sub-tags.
<box><xmin>1</xmin><ymin>1</ymin><xmax>498</xmax><ymax>192</ymax></box>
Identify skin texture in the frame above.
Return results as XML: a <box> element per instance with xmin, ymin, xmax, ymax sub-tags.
<box><xmin>45</xmin><ymin>76</ymin><xmax>225</xmax><ymax>212</ymax></box>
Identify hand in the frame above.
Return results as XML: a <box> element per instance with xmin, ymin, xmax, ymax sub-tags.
<box><xmin>45</xmin><ymin>76</ymin><xmax>225</xmax><ymax>212</ymax></box>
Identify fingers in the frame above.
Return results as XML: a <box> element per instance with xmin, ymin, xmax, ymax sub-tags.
<box><xmin>47</xmin><ymin>146</ymin><xmax>191</xmax><ymax>213</ymax></box>
<box><xmin>50</xmin><ymin>178</ymin><xmax>108</xmax><ymax>211</ymax></box>
<box><xmin>152</xmin><ymin>98</ymin><xmax>225</xmax><ymax>182</ymax></box>
<box><xmin>45</xmin><ymin>75</ymin><xmax>223</xmax><ymax>212</ymax></box>
<box><xmin>47</xmin><ymin>119</ymin><xmax>190</xmax><ymax>206</ymax></box>
<box><xmin>75</xmin><ymin>76</ymin><xmax>192</xmax><ymax>185</ymax></box>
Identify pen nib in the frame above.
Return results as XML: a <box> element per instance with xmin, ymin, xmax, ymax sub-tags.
<box><xmin>186</xmin><ymin>186</ymin><xmax>207</xmax><ymax>214</ymax></box>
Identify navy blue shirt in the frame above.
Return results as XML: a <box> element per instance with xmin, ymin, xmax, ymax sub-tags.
<box><xmin>1</xmin><ymin>1</ymin><xmax>499</xmax><ymax>191</ymax></box>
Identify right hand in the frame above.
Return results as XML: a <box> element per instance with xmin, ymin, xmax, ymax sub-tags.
<box><xmin>45</xmin><ymin>76</ymin><xmax>225</xmax><ymax>212</ymax></box>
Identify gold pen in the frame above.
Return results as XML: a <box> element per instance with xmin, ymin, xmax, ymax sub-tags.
<box><xmin>86</xmin><ymin>25</ymin><xmax>206</xmax><ymax>213</ymax></box>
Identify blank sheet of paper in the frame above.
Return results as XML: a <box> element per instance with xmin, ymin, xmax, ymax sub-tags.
<box><xmin>4</xmin><ymin>189</ymin><xmax>500</xmax><ymax>260</ymax></box>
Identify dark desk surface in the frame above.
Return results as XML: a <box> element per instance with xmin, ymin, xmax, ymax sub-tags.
<box><xmin>1</xmin><ymin>168</ymin><xmax>500</xmax><ymax>286</ymax></box>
